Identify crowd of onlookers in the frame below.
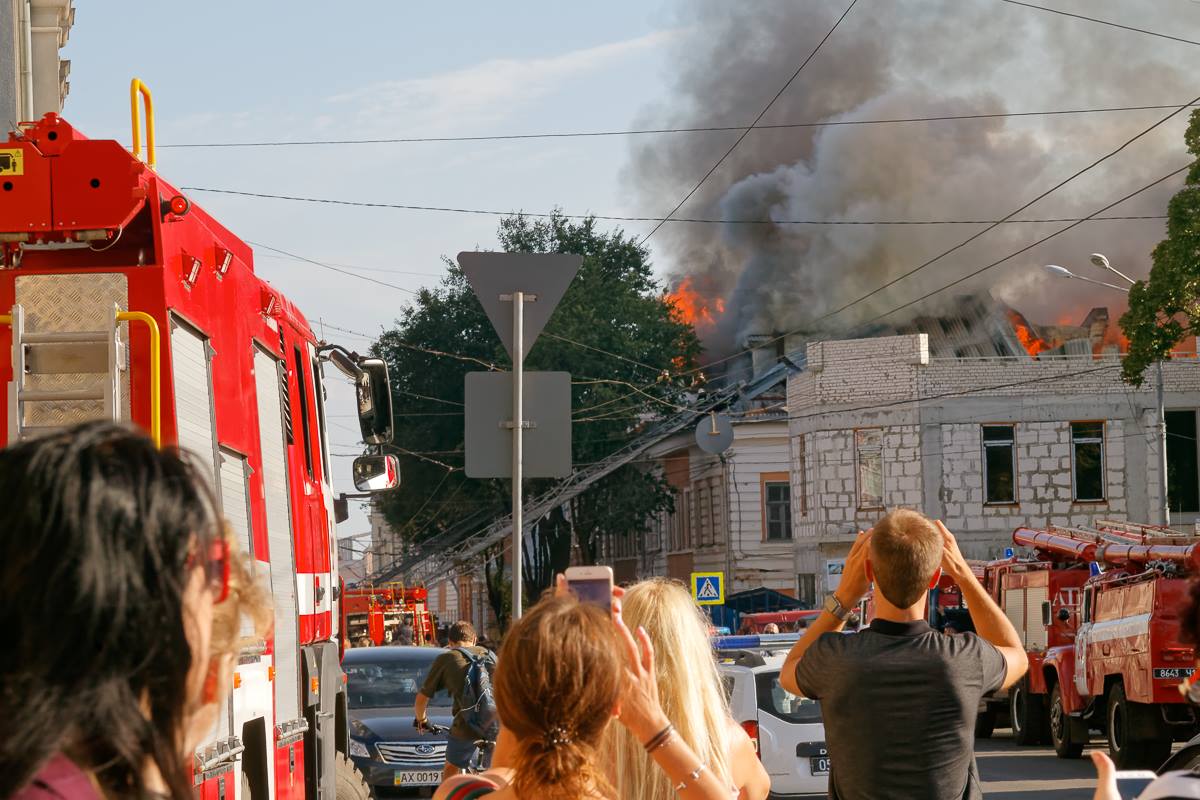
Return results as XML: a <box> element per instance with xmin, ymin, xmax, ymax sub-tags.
<box><xmin>5</xmin><ymin>421</ymin><xmax>1200</xmax><ymax>800</ymax></box>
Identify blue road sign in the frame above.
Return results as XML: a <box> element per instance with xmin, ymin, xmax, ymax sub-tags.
<box><xmin>691</xmin><ymin>572</ymin><xmax>724</xmax><ymax>606</ymax></box>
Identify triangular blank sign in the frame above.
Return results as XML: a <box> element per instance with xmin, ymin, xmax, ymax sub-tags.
<box><xmin>458</xmin><ymin>251</ymin><xmax>582</xmax><ymax>361</ymax></box>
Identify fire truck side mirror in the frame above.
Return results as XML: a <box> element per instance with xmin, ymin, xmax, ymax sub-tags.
<box><xmin>1041</xmin><ymin>601</ymin><xmax>1052</xmax><ymax>628</ymax></box>
<box><xmin>352</xmin><ymin>454</ymin><xmax>401</xmax><ymax>493</ymax></box>
<box><xmin>334</xmin><ymin>495</ymin><xmax>350</xmax><ymax>524</ymax></box>
<box><xmin>356</xmin><ymin>359</ymin><xmax>394</xmax><ymax>445</ymax></box>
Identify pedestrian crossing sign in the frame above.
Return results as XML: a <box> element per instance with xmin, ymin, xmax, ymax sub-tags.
<box><xmin>691</xmin><ymin>572</ymin><xmax>724</xmax><ymax>606</ymax></box>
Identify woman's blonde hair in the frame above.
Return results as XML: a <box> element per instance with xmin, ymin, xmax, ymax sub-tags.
<box><xmin>604</xmin><ymin>578</ymin><xmax>732</xmax><ymax>800</ymax></box>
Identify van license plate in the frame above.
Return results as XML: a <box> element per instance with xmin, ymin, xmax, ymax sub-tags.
<box><xmin>1154</xmin><ymin>668</ymin><xmax>1195</xmax><ymax>680</ymax></box>
<box><xmin>810</xmin><ymin>756</ymin><xmax>831</xmax><ymax>776</ymax></box>
<box><xmin>394</xmin><ymin>770</ymin><xmax>441</xmax><ymax>786</ymax></box>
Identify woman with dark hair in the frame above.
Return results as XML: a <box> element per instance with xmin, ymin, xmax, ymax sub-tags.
<box><xmin>435</xmin><ymin>591</ymin><xmax>736</xmax><ymax>800</ymax></box>
<box><xmin>0</xmin><ymin>422</ymin><xmax>266</xmax><ymax>800</ymax></box>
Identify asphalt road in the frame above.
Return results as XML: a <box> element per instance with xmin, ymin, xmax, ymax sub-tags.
<box><xmin>975</xmin><ymin>731</ymin><xmax>1099</xmax><ymax>799</ymax></box>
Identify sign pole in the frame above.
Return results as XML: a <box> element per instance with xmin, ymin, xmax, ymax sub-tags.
<box><xmin>512</xmin><ymin>290</ymin><xmax>524</xmax><ymax>621</ymax></box>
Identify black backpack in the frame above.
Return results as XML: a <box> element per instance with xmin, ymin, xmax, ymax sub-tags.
<box><xmin>454</xmin><ymin>647</ymin><xmax>499</xmax><ymax>740</ymax></box>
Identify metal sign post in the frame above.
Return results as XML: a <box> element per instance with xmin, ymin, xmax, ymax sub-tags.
<box><xmin>510</xmin><ymin>290</ymin><xmax>526</xmax><ymax>619</ymax></box>
<box><xmin>459</xmin><ymin>252</ymin><xmax>581</xmax><ymax>622</ymax></box>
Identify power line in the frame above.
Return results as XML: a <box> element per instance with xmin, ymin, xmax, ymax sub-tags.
<box><xmin>186</xmin><ymin>187</ymin><xmax>1167</xmax><ymax>227</ymax></box>
<box><xmin>814</xmin><ymin>96</ymin><xmax>1200</xmax><ymax>327</ymax></box>
<box><xmin>248</xmin><ymin>240</ymin><xmax>419</xmax><ymax>295</ymax></box>
<box><xmin>151</xmin><ymin>102</ymin><xmax>1200</xmax><ymax>149</ymax></box>
<box><xmin>867</xmin><ymin>163</ymin><xmax>1191</xmax><ymax>324</ymax></box>
<box><xmin>998</xmin><ymin>0</ymin><xmax>1200</xmax><ymax>47</ymax></box>
<box><xmin>639</xmin><ymin>0</ymin><xmax>859</xmax><ymax>244</ymax></box>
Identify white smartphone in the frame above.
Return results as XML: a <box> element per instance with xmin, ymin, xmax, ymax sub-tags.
<box><xmin>1113</xmin><ymin>770</ymin><xmax>1157</xmax><ymax>799</ymax></box>
<box><xmin>564</xmin><ymin>566</ymin><xmax>614</xmax><ymax>613</ymax></box>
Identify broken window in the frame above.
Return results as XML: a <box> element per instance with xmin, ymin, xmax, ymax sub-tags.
<box><xmin>855</xmin><ymin>428</ymin><xmax>884</xmax><ymax>509</ymax></box>
<box><xmin>982</xmin><ymin>425</ymin><xmax>1016</xmax><ymax>504</ymax></box>
<box><xmin>1071</xmin><ymin>422</ymin><xmax>1105</xmax><ymax>502</ymax></box>
<box><xmin>1166</xmin><ymin>410</ymin><xmax>1199</xmax><ymax>513</ymax></box>
<box><xmin>764</xmin><ymin>481</ymin><xmax>792</xmax><ymax>540</ymax></box>
<box><xmin>797</xmin><ymin>574</ymin><xmax>816</xmax><ymax>607</ymax></box>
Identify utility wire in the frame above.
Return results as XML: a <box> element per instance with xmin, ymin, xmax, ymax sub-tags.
<box><xmin>997</xmin><ymin>0</ymin><xmax>1200</xmax><ymax>47</ymax></box>
<box><xmin>639</xmin><ymin>0</ymin><xmax>859</xmax><ymax>244</ymax></box>
<box><xmin>249</xmin><ymin>240</ymin><xmax>419</xmax><ymax>295</ymax></box>
<box><xmin>187</xmin><ymin>187</ymin><xmax>1167</xmax><ymax>227</ymax></box>
<box><xmin>152</xmin><ymin>102</ymin><xmax>1200</xmax><ymax>149</ymax></box>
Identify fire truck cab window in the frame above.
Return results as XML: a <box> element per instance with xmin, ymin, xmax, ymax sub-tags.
<box><xmin>982</xmin><ymin>425</ymin><xmax>1016</xmax><ymax>504</ymax></box>
<box><xmin>1082</xmin><ymin>587</ymin><xmax>1092</xmax><ymax>624</ymax></box>
<box><xmin>311</xmin><ymin>356</ymin><xmax>332</xmax><ymax>480</ymax></box>
<box><xmin>293</xmin><ymin>347</ymin><xmax>314</xmax><ymax>480</ymax></box>
<box><xmin>1070</xmin><ymin>422</ymin><xmax>1105</xmax><ymax>502</ymax></box>
<box><xmin>1166</xmin><ymin>410</ymin><xmax>1200</xmax><ymax>513</ymax></box>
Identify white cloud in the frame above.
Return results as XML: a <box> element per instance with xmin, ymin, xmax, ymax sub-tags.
<box><xmin>328</xmin><ymin>29</ymin><xmax>680</xmax><ymax>134</ymax></box>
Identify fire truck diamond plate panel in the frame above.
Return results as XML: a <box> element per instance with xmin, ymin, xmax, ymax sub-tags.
<box><xmin>14</xmin><ymin>273</ymin><xmax>130</xmax><ymax>429</ymax></box>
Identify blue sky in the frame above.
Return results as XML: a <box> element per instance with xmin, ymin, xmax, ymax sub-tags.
<box><xmin>60</xmin><ymin>1</ymin><xmax>683</xmax><ymax>536</ymax></box>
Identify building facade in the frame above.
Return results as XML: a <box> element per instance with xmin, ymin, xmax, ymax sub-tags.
<box><xmin>1</xmin><ymin>0</ymin><xmax>73</xmax><ymax>126</ymax></box>
<box><xmin>788</xmin><ymin>333</ymin><xmax>1200</xmax><ymax>597</ymax></box>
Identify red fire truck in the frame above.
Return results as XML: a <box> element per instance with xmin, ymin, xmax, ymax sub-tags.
<box><xmin>1009</xmin><ymin>524</ymin><xmax>1199</xmax><ymax>768</ymax></box>
<box><xmin>0</xmin><ymin>84</ymin><xmax>401</xmax><ymax>800</ymax></box>
<box><xmin>343</xmin><ymin>585</ymin><xmax>437</xmax><ymax>646</ymax></box>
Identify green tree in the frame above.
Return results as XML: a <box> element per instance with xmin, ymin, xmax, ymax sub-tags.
<box><xmin>372</xmin><ymin>213</ymin><xmax>701</xmax><ymax>611</ymax></box>
<box><xmin>1120</xmin><ymin>109</ymin><xmax>1200</xmax><ymax>385</ymax></box>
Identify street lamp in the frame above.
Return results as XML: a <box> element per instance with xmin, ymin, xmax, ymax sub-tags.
<box><xmin>1042</xmin><ymin>257</ymin><xmax>1170</xmax><ymax>526</ymax></box>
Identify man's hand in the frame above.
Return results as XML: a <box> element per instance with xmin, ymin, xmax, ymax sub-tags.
<box><xmin>937</xmin><ymin>520</ymin><xmax>973</xmax><ymax>584</ymax></box>
<box><xmin>835</xmin><ymin>530</ymin><xmax>872</xmax><ymax>608</ymax></box>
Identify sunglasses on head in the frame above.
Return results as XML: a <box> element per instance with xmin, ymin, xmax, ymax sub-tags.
<box><xmin>187</xmin><ymin>538</ymin><xmax>230</xmax><ymax>604</ymax></box>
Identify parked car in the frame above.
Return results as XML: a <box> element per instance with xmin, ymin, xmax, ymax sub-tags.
<box><xmin>717</xmin><ymin>636</ymin><xmax>828</xmax><ymax>797</ymax></box>
<box><xmin>344</xmin><ymin>646</ymin><xmax>455</xmax><ymax>794</ymax></box>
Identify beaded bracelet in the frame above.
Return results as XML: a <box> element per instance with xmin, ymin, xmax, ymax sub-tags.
<box><xmin>674</xmin><ymin>762</ymin><xmax>706</xmax><ymax>792</ymax></box>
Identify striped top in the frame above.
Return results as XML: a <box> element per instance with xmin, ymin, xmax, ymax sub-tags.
<box><xmin>441</xmin><ymin>777</ymin><xmax>498</xmax><ymax>800</ymax></box>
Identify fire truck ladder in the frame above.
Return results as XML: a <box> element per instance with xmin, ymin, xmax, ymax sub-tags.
<box><xmin>1014</xmin><ymin>525</ymin><xmax>1200</xmax><ymax>570</ymax></box>
<box><xmin>371</xmin><ymin>356</ymin><xmax>800</xmax><ymax>585</ymax></box>
<box><xmin>3</xmin><ymin>303</ymin><xmax>123</xmax><ymax>441</ymax></box>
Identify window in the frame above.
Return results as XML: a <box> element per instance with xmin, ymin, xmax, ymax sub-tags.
<box><xmin>346</xmin><ymin>658</ymin><xmax>452</xmax><ymax>710</ymax></box>
<box><xmin>698</xmin><ymin>482</ymin><xmax>711</xmax><ymax>547</ymax></box>
<box><xmin>764</xmin><ymin>481</ymin><xmax>792</xmax><ymax>540</ymax></box>
<box><xmin>1167</xmin><ymin>410</ymin><xmax>1200</xmax><ymax>513</ymax></box>
<box><xmin>707</xmin><ymin>479</ymin><xmax>723</xmax><ymax>548</ymax></box>
<box><xmin>312</xmin><ymin>356</ymin><xmax>332</xmax><ymax>480</ymax></box>
<box><xmin>670</xmin><ymin>488</ymin><xmax>693</xmax><ymax>551</ymax></box>
<box><xmin>982</xmin><ymin>425</ymin><xmax>1017</xmax><ymax>504</ymax></box>
<box><xmin>1071</xmin><ymin>422</ymin><xmax>1106</xmax><ymax>501</ymax></box>
<box><xmin>755</xmin><ymin>671</ymin><xmax>822</xmax><ymax>724</ymax></box>
<box><xmin>795</xmin><ymin>436</ymin><xmax>808</xmax><ymax>515</ymax></box>
<box><xmin>797</xmin><ymin>574</ymin><xmax>816</xmax><ymax>607</ymax></box>
<box><xmin>293</xmin><ymin>347</ymin><xmax>314</xmax><ymax>479</ymax></box>
<box><xmin>855</xmin><ymin>429</ymin><xmax>884</xmax><ymax>509</ymax></box>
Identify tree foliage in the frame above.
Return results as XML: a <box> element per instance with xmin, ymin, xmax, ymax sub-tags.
<box><xmin>371</xmin><ymin>213</ymin><xmax>700</xmax><ymax>606</ymax></box>
<box><xmin>1120</xmin><ymin>109</ymin><xmax>1200</xmax><ymax>385</ymax></box>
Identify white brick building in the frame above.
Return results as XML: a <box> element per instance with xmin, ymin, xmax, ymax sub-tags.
<box><xmin>788</xmin><ymin>332</ymin><xmax>1200</xmax><ymax>597</ymax></box>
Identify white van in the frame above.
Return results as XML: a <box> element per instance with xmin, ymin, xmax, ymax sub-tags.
<box><xmin>717</xmin><ymin>637</ymin><xmax>828</xmax><ymax>797</ymax></box>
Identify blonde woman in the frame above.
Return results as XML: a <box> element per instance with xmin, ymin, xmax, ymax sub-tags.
<box><xmin>605</xmin><ymin>578</ymin><xmax>770</xmax><ymax>800</ymax></box>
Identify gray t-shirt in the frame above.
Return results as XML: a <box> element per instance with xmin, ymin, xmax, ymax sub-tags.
<box><xmin>793</xmin><ymin>618</ymin><xmax>1008</xmax><ymax>800</ymax></box>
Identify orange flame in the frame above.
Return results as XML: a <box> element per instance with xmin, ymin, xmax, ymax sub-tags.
<box><xmin>667</xmin><ymin>277</ymin><xmax>725</xmax><ymax>328</ymax></box>
<box><xmin>1007</xmin><ymin>310</ymin><xmax>1051</xmax><ymax>358</ymax></box>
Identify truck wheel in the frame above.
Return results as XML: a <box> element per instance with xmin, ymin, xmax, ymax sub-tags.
<box><xmin>1107</xmin><ymin>683</ymin><xmax>1171</xmax><ymax>770</ymax></box>
<box><xmin>335</xmin><ymin>753</ymin><xmax>371</xmax><ymax>800</ymax></box>
<box><xmin>1050</xmin><ymin>684</ymin><xmax>1085</xmax><ymax>759</ymax></box>
<box><xmin>1011</xmin><ymin>677</ymin><xmax>1050</xmax><ymax>745</ymax></box>
<box><xmin>975</xmin><ymin>704</ymin><xmax>997</xmax><ymax>739</ymax></box>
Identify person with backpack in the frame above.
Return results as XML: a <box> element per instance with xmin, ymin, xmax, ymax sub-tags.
<box><xmin>415</xmin><ymin>620</ymin><xmax>498</xmax><ymax>780</ymax></box>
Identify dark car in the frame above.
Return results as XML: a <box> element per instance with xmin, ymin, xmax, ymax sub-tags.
<box><xmin>344</xmin><ymin>646</ymin><xmax>454</xmax><ymax>794</ymax></box>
